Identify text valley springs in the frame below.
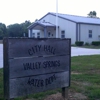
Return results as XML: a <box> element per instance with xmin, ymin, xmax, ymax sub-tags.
<box><xmin>23</xmin><ymin>60</ymin><xmax>60</xmax><ymax>70</ymax></box>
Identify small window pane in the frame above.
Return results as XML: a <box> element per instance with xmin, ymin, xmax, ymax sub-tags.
<box><xmin>48</xmin><ymin>32</ymin><xmax>51</xmax><ymax>37</ymax></box>
<box><xmin>61</xmin><ymin>30</ymin><xmax>65</xmax><ymax>38</ymax></box>
<box><xmin>61</xmin><ymin>35</ymin><xmax>65</xmax><ymax>38</ymax></box>
<box><xmin>89</xmin><ymin>33</ymin><xmax>92</xmax><ymax>38</ymax></box>
<box><xmin>89</xmin><ymin>30</ymin><xmax>92</xmax><ymax>33</ymax></box>
<box><xmin>37</xmin><ymin>32</ymin><xmax>40</xmax><ymax>38</ymax></box>
<box><xmin>62</xmin><ymin>31</ymin><xmax>65</xmax><ymax>34</ymax></box>
<box><xmin>37</xmin><ymin>32</ymin><xmax>40</xmax><ymax>35</ymax></box>
<box><xmin>32</xmin><ymin>33</ymin><xmax>35</xmax><ymax>38</ymax></box>
<box><xmin>37</xmin><ymin>36</ymin><xmax>40</xmax><ymax>38</ymax></box>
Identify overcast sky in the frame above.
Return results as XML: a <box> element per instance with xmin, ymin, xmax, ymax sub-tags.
<box><xmin>0</xmin><ymin>0</ymin><xmax>100</xmax><ymax>26</ymax></box>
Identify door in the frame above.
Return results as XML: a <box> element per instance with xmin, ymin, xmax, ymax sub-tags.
<box><xmin>48</xmin><ymin>31</ymin><xmax>54</xmax><ymax>38</ymax></box>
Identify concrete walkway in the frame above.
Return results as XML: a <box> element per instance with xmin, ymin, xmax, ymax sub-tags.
<box><xmin>71</xmin><ymin>47</ymin><xmax>100</xmax><ymax>57</ymax></box>
<box><xmin>0</xmin><ymin>44</ymin><xmax>100</xmax><ymax>68</ymax></box>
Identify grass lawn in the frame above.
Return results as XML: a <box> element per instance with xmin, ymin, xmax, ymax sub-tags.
<box><xmin>0</xmin><ymin>55</ymin><xmax>100</xmax><ymax>100</ymax></box>
<box><xmin>71</xmin><ymin>55</ymin><xmax>100</xmax><ymax>100</ymax></box>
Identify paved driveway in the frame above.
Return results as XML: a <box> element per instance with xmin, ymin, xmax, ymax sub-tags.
<box><xmin>0</xmin><ymin>44</ymin><xmax>100</xmax><ymax>68</ymax></box>
<box><xmin>71</xmin><ymin>47</ymin><xmax>100</xmax><ymax>56</ymax></box>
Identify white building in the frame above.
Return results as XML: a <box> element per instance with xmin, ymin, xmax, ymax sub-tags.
<box><xmin>28</xmin><ymin>12</ymin><xmax>100</xmax><ymax>44</ymax></box>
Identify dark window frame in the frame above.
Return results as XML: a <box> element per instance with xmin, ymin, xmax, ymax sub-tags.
<box><xmin>61</xmin><ymin>30</ymin><xmax>65</xmax><ymax>38</ymax></box>
<box><xmin>37</xmin><ymin>32</ymin><xmax>40</xmax><ymax>38</ymax></box>
<box><xmin>32</xmin><ymin>33</ymin><xmax>35</xmax><ymax>38</ymax></box>
<box><xmin>48</xmin><ymin>31</ymin><xmax>51</xmax><ymax>37</ymax></box>
<box><xmin>89</xmin><ymin>30</ymin><xmax>92</xmax><ymax>33</ymax></box>
<box><xmin>88</xmin><ymin>30</ymin><xmax>92</xmax><ymax>38</ymax></box>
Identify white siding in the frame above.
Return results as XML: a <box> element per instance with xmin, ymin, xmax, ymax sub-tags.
<box><xmin>40</xmin><ymin>14</ymin><xmax>76</xmax><ymax>44</ymax></box>
<box><xmin>80</xmin><ymin>24</ymin><xmax>100</xmax><ymax>43</ymax></box>
<box><xmin>40</xmin><ymin>14</ymin><xmax>51</xmax><ymax>22</ymax></box>
<box><xmin>58</xmin><ymin>17</ymin><xmax>76</xmax><ymax>44</ymax></box>
<box><xmin>32</xmin><ymin>30</ymin><xmax>41</xmax><ymax>38</ymax></box>
<box><xmin>28</xmin><ymin>29</ymin><xmax>31</xmax><ymax>37</ymax></box>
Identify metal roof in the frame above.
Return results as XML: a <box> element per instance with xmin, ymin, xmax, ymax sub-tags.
<box><xmin>49</xmin><ymin>12</ymin><xmax>100</xmax><ymax>25</ymax></box>
<box><xmin>28</xmin><ymin>12</ymin><xmax>100</xmax><ymax>29</ymax></box>
<box><xmin>28</xmin><ymin>21</ymin><xmax>56</xmax><ymax>29</ymax></box>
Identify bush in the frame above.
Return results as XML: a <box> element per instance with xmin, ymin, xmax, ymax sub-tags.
<box><xmin>75</xmin><ymin>41</ymin><xmax>84</xmax><ymax>46</ymax></box>
<box><xmin>92</xmin><ymin>41</ymin><xmax>100</xmax><ymax>46</ymax></box>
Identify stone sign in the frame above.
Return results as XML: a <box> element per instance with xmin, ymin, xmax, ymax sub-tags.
<box><xmin>3</xmin><ymin>38</ymin><xmax>71</xmax><ymax>99</ymax></box>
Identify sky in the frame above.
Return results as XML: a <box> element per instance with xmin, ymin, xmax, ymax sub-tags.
<box><xmin>0</xmin><ymin>0</ymin><xmax>100</xmax><ymax>26</ymax></box>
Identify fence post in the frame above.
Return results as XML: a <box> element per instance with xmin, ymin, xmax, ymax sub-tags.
<box><xmin>62</xmin><ymin>87</ymin><xmax>68</xmax><ymax>100</ymax></box>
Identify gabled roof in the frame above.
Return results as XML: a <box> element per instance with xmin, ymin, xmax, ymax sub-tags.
<box><xmin>39</xmin><ymin>12</ymin><xmax>100</xmax><ymax>25</ymax></box>
<box><xmin>28</xmin><ymin>21</ymin><xmax>56</xmax><ymax>29</ymax></box>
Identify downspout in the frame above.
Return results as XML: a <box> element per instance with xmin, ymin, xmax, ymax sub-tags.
<box><xmin>76</xmin><ymin>23</ymin><xmax>78</xmax><ymax>41</ymax></box>
<box><xmin>79</xmin><ymin>24</ymin><xmax>80</xmax><ymax>41</ymax></box>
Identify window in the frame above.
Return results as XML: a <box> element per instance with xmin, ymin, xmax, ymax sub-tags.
<box><xmin>48</xmin><ymin>32</ymin><xmax>51</xmax><ymax>37</ymax></box>
<box><xmin>89</xmin><ymin>30</ymin><xmax>92</xmax><ymax>38</ymax></box>
<box><xmin>37</xmin><ymin>32</ymin><xmax>40</xmax><ymax>38</ymax></box>
<box><xmin>32</xmin><ymin>33</ymin><xmax>35</xmax><ymax>38</ymax></box>
<box><xmin>89</xmin><ymin>30</ymin><xmax>92</xmax><ymax>33</ymax></box>
<box><xmin>61</xmin><ymin>30</ymin><xmax>65</xmax><ymax>38</ymax></box>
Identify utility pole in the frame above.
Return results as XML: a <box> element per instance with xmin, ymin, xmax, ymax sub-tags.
<box><xmin>56</xmin><ymin>0</ymin><xmax>58</xmax><ymax>38</ymax></box>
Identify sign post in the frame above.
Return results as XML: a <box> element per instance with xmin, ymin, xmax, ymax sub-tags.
<box><xmin>3</xmin><ymin>38</ymin><xmax>71</xmax><ymax>99</ymax></box>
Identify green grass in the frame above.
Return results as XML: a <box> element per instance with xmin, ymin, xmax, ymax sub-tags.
<box><xmin>0</xmin><ymin>55</ymin><xmax>100</xmax><ymax>100</ymax></box>
<box><xmin>71</xmin><ymin>55</ymin><xmax>100</xmax><ymax>100</ymax></box>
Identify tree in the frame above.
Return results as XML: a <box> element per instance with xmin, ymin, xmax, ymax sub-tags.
<box><xmin>7</xmin><ymin>20</ymin><xmax>31</xmax><ymax>37</ymax></box>
<box><xmin>93</xmin><ymin>11</ymin><xmax>96</xmax><ymax>16</ymax></box>
<box><xmin>0</xmin><ymin>23</ymin><xmax>7</xmax><ymax>39</ymax></box>
<box><xmin>35</xmin><ymin>19</ymin><xmax>38</xmax><ymax>22</ymax></box>
<box><xmin>7</xmin><ymin>24</ymin><xmax>22</xmax><ymax>37</ymax></box>
<box><xmin>20</xmin><ymin>20</ymin><xmax>31</xmax><ymax>37</ymax></box>
<box><xmin>88</xmin><ymin>11</ymin><xmax>97</xmax><ymax>17</ymax></box>
<box><xmin>0</xmin><ymin>20</ymin><xmax>32</xmax><ymax>39</ymax></box>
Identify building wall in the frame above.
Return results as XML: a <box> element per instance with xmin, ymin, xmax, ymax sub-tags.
<box><xmin>29</xmin><ymin>13</ymin><xmax>100</xmax><ymax>44</ymax></box>
<box><xmin>40</xmin><ymin>14</ymin><xmax>76</xmax><ymax>44</ymax></box>
<box><xmin>80</xmin><ymin>24</ymin><xmax>100</xmax><ymax>44</ymax></box>
<box><xmin>31</xmin><ymin>29</ymin><xmax>56</xmax><ymax>38</ymax></box>
<box><xmin>31</xmin><ymin>30</ymin><xmax>41</xmax><ymax>38</ymax></box>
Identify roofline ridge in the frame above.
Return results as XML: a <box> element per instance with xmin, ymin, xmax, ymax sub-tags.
<box><xmin>50</xmin><ymin>12</ymin><xmax>100</xmax><ymax>19</ymax></box>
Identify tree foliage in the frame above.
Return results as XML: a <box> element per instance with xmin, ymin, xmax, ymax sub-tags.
<box><xmin>88</xmin><ymin>11</ymin><xmax>97</xmax><ymax>17</ymax></box>
<box><xmin>0</xmin><ymin>20</ymin><xmax>31</xmax><ymax>39</ymax></box>
<box><xmin>7</xmin><ymin>24</ymin><xmax>21</xmax><ymax>37</ymax></box>
<box><xmin>7</xmin><ymin>20</ymin><xmax>31</xmax><ymax>37</ymax></box>
<box><xmin>0</xmin><ymin>23</ymin><xmax>7</xmax><ymax>39</ymax></box>
<box><xmin>92</xmin><ymin>11</ymin><xmax>96</xmax><ymax>16</ymax></box>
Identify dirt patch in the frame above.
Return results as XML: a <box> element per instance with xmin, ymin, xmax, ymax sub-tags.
<box><xmin>44</xmin><ymin>92</ymin><xmax>87</xmax><ymax>100</ymax></box>
<box><xmin>72</xmin><ymin>81</ymin><xmax>91</xmax><ymax>86</ymax></box>
<box><xmin>71</xmin><ymin>72</ymin><xmax>82</xmax><ymax>75</ymax></box>
<box><xmin>87</xmin><ymin>69</ymin><xmax>100</xmax><ymax>74</ymax></box>
<box><xmin>44</xmin><ymin>93</ymin><xmax>65</xmax><ymax>100</ymax></box>
<box><xmin>73</xmin><ymin>93</ymin><xmax>87</xmax><ymax>100</ymax></box>
<box><xmin>25</xmin><ymin>91</ymin><xmax>87</xmax><ymax>100</ymax></box>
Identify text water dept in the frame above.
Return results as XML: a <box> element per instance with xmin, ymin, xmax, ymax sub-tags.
<box><xmin>27</xmin><ymin>74</ymin><xmax>56</xmax><ymax>87</ymax></box>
